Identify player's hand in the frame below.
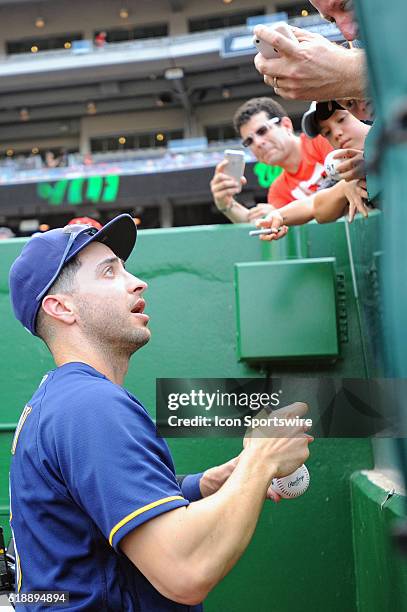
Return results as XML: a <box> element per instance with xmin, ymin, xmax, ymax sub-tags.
<box><xmin>266</xmin><ymin>484</ymin><xmax>282</xmax><ymax>503</ymax></box>
<box><xmin>199</xmin><ymin>455</ymin><xmax>239</xmax><ymax>497</ymax></box>
<box><xmin>247</xmin><ymin>203</ymin><xmax>274</xmax><ymax>222</ymax></box>
<box><xmin>244</xmin><ymin>402</ymin><xmax>313</xmax><ymax>480</ymax></box>
<box><xmin>335</xmin><ymin>149</ymin><xmax>366</xmax><ymax>182</ymax></box>
<box><xmin>255</xmin><ymin>210</ymin><xmax>289</xmax><ymax>241</ymax></box>
<box><xmin>253</xmin><ymin>25</ymin><xmax>362</xmax><ymax>101</ymax></box>
<box><xmin>210</xmin><ymin>159</ymin><xmax>247</xmax><ymax>211</ymax></box>
<box><xmin>343</xmin><ymin>179</ymin><xmax>369</xmax><ymax>222</ymax></box>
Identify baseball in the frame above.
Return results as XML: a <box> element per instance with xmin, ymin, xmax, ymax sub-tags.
<box><xmin>324</xmin><ymin>149</ymin><xmax>347</xmax><ymax>182</ymax></box>
<box><xmin>271</xmin><ymin>465</ymin><xmax>310</xmax><ymax>499</ymax></box>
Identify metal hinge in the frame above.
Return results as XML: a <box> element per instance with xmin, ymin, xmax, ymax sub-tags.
<box><xmin>336</xmin><ymin>272</ymin><xmax>348</xmax><ymax>343</ymax></box>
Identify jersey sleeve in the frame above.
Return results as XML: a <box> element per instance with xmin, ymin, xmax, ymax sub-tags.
<box><xmin>47</xmin><ymin>382</ymin><xmax>189</xmax><ymax>551</ymax></box>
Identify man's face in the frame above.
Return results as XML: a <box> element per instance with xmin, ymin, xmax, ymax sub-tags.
<box><xmin>71</xmin><ymin>241</ymin><xmax>150</xmax><ymax>355</ymax></box>
<box><xmin>336</xmin><ymin>98</ymin><xmax>373</xmax><ymax>122</ymax></box>
<box><xmin>239</xmin><ymin>111</ymin><xmax>295</xmax><ymax>166</ymax></box>
<box><xmin>318</xmin><ymin>109</ymin><xmax>370</xmax><ymax>150</ymax></box>
<box><xmin>310</xmin><ymin>0</ymin><xmax>358</xmax><ymax>41</ymax></box>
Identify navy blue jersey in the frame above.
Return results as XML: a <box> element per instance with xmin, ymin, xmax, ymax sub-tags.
<box><xmin>10</xmin><ymin>362</ymin><xmax>203</xmax><ymax>611</ymax></box>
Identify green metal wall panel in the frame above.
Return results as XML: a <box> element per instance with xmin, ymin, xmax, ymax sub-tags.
<box><xmin>351</xmin><ymin>472</ymin><xmax>407</xmax><ymax>612</ymax></box>
<box><xmin>355</xmin><ymin>0</ymin><xmax>407</xmax><ymax>483</ymax></box>
<box><xmin>235</xmin><ymin>258</ymin><xmax>339</xmax><ymax>360</ymax></box>
<box><xmin>0</xmin><ymin>222</ymin><xmax>375</xmax><ymax>611</ymax></box>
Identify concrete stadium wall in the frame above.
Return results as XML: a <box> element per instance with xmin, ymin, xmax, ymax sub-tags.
<box><xmin>0</xmin><ymin>0</ymin><xmax>274</xmax><ymax>50</ymax></box>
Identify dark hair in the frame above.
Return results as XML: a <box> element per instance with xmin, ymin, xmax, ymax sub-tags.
<box><xmin>36</xmin><ymin>255</ymin><xmax>82</xmax><ymax>342</ymax></box>
<box><xmin>233</xmin><ymin>97</ymin><xmax>288</xmax><ymax>133</ymax></box>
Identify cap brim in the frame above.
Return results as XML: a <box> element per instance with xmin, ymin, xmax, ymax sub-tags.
<box><xmin>301</xmin><ymin>108</ymin><xmax>320</xmax><ymax>138</ymax></box>
<box><xmin>68</xmin><ymin>213</ymin><xmax>137</xmax><ymax>263</ymax></box>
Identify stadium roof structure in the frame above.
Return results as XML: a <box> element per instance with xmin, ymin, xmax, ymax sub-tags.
<box><xmin>0</xmin><ymin>3</ymin><xmax>340</xmax><ymax>145</ymax></box>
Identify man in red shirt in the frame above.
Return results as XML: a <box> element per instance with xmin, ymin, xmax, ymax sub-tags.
<box><xmin>256</xmin><ymin>100</ymin><xmax>371</xmax><ymax>240</ymax></box>
<box><xmin>210</xmin><ymin>97</ymin><xmax>332</xmax><ymax>223</ymax></box>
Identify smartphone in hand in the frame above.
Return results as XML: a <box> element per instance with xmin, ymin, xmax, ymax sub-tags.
<box><xmin>253</xmin><ymin>21</ymin><xmax>299</xmax><ymax>59</ymax></box>
<box><xmin>224</xmin><ymin>149</ymin><xmax>245</xmax><ymax>193</ymax></box>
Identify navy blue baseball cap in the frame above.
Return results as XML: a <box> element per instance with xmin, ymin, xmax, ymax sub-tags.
<box><xmin>9</xmin><ymin>213</ymin><xmax>137</xmax><ymax>336</ymax></box>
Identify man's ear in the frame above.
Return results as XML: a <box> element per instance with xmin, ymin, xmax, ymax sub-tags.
<box><xmin>281</xmin><ymin>116</ymin><xmax>294</xmax><ymax>131</ymax></box>
<box><xmin>41</xmin><ymin>294</ymin><xmax>76</xmax><ymax>327</ymax></box>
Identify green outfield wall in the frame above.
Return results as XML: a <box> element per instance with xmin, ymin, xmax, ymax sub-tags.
<box><xmin>0</xmin><ymin>219</ymin><xmax>405</xmax><ymax>611</ymax></box>
<box><xmin>351</xmin><ymin>472</ymin><xmax>407</xmax><ymax>612</ymax></box>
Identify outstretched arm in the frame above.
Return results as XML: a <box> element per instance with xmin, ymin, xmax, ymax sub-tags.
<box><xmin>313</xmin><ymin>179</ymin><xmax>369</xmax><ymax>223</ymax></box>
<box><xmin>255</xmin><ymin>197</ymin><xmax>315</xmax><ymax>241</ymax></box>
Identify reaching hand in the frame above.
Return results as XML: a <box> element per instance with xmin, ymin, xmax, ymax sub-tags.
<box><xmin>255</xmin><ymin>210</ymin><xmax>289</xmax><ymax>241</ymax></box>
<box><xmin>343</xmin><ymin>179</ymin><xmax>369</xmax><ymax>222</ymax></box>
<box><xmin>335</xmin><ymin>149</ymin><xmax>366</xmax><ymax>182</ymax></box>
<box><xmin>253</xmin><ymin>25</ymin><xmax>364</xmax><ymax>101</ymax></box>
<box><xmin>247</xmin><ymin>203</ymin><xmax>275</xmax><ymax>222</ymax></box>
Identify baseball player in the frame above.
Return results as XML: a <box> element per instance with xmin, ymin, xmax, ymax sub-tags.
<box><xmin>8</xmin><ymin>214</ymin><xmax>312</xmax><ymax>610</ymax></box>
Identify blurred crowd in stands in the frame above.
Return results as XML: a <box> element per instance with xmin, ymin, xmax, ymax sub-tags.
<box><xmin>0</xmin><ymin>0</ymin><xmax>375</xmax><ymax>245</ymax></box>
<box><xmin>0</xmin><ymin>143</ymin><xmax>252</xmax><ymax>185</ymax></box>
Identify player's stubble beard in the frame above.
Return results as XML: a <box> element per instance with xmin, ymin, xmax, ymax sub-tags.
<box><xmin>73</xmin><ymin>294</ymin><xmax>151</xmax><ymax>360</ymax></box>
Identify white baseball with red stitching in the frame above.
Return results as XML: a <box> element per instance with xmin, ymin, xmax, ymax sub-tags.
<box><xmin>271</xmin><ymin>465</ymin><xmax>310</xmax><ymax>499</ymax></box>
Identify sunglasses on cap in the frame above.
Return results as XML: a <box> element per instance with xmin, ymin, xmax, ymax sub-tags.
<box><xmin>241</xmin><ymin>117</ymin><xmax>281</xmax><ymax>148</ymax></box>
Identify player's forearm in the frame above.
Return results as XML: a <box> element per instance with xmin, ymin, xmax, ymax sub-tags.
<box><xmin>313</xmin><ymin>181</ymin><xmax>348</xmax><ymax>223</ymax></box>
<box><xmin>276</xmin><ymin>197</ymin><xmax>315</xmax><ymax>226</ymax></box>
<box><xmin>178</xmin><ymin>448</ymin><xmax>272</xmax><ymax>582</ymax></box>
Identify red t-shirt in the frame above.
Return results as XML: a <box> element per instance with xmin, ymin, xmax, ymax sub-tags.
<box><xmin>267</xmin><ymin>134</ymin><xmax>333</xmax><ymax>208</ymax></box>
